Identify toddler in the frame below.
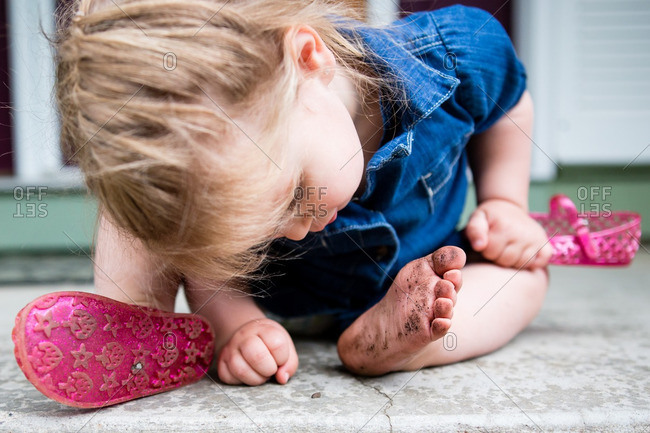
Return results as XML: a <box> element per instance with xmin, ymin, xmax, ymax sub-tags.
<box><xmin>15</xmin><ymin>0</ymin><xmax>551</xmax><ymax>406</ymax></box>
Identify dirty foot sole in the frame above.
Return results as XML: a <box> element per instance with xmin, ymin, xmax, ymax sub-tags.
<box><xmin>12</xmin><ymin>291</ymin><xmax>215</xmax><ymax>408</ymax></box>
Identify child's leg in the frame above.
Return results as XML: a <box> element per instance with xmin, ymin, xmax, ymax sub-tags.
<box><xmin>337</xmin><ymin>247</ymin><xmax>548</xmax><ymax>375</ymax></box>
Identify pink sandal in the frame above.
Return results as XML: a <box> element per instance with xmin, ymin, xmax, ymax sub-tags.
<box><xmin>13</xmin><ymin>291</ymin><xmax>215</xmax><ymax>408</ymax></box>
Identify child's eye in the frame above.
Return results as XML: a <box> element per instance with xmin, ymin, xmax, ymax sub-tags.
<box><xmin>286</xmin><ymin>184</ymin><xmax>302</xmax><ymax>213</ymax></box>
<box><xmin>286</xmin><ymin>174</ymin><xmax>304</xmax><ymax>214</ymax></box>
<box><xmin>286</xmin><ymin>196</ymin><xmax>298</xmax><ymax>213</ymax></box>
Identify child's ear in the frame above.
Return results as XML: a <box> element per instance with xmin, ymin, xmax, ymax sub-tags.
<box><xmin>289</xmin><ymin>25</ymin><xmax>336</xmax><ymax>83</ymax></box>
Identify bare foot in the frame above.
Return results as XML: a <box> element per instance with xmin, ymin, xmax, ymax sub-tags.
<box><xmin>337</xmin><ymin>246</ymin><xmax>466</xmax><ymax>375</ymax></box>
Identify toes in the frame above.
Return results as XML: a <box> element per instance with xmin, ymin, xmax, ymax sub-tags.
<box><xmin>434</xmin><ymin>279</ymin><xmax>457</xmax><ymax>305</ymax></box>
<box><xmin>442</xmin><ymin>269</ymin><xmax>462</xmax><ymax>292</ymax></box>
<box><xmin>433</xmin><ymin>297</ymin><xmax>454</xmax><ymax>319</ymax></box>
<box><xmin>432</xmin><ymin>246</ymin><xmax>466</xmax><ymax>276</ymax></box>
<box><xmin>431</xmin><ymin>318</ymin><xmax>451</xmax><ymax>338</ymax></box>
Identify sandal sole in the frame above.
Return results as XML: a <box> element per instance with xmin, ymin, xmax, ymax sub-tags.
<box><xmin>13</xmin><ymin>291</ymin><xmax>215</xmax><ymax>408</ymax></box>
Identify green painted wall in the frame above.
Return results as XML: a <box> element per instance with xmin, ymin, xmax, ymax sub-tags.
<box><xmin>1</xmin><ymin>166</ymin><xmax>649</xmax><ymax>253</ymax></box>
<box><xmin>0</xmin><ymin>188</ymin><xmax>98</xmax><ymax>253</ymax></box>
<box><xmin>462</xmin><ymin>167</ymin><xmax>650</xmax><ymax>243</ymax></box>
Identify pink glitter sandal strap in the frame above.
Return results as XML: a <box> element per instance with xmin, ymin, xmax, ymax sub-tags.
<box><xmin>13</xmin><ymin>291</ymin><xmax>215</xmax><ymax>408</ymax></box>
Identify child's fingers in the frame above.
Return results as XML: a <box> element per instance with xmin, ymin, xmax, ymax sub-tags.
<box><xmin>240</xmin><ymin>335</ymin><xmax>279</xmax><ymax>378</ymax></box>
<box><xmin>530</xmin><ymin>242</ymin><xmax>553</xmax><ymax>268</ymax></box>
<box><xmin>275</xmin><ymin>345</ymin><xmax>299</xmax><ymax>385</ymax></box>
<box><xmin>259</xmin><ymin>327</ymin><xmax>291</xmax><ymax>367</ymax></box>
<box><xmin>465</xmin><ymin>209</ymin><xmax>489</xmax><ymax>251</ymax></box>
<box><xmin>226</xmin><ymin>349</ymin><xmax>269</xmax><ymax>386</ymax></box>
<box><xmin>495</xmin><ymin>242</ymin><xmax>522</xmax><ymax>268</ymax></box>
<box><xmin>481</xmin><ymin>232</ymin><xmax>507</xmax><ymax>262</ymax></box>
<box><xmin>515</xmin><ymin>244</ymin><xmax>538</xmax><ymax>269</ymax></box>
<box><xmin>257</xmin><ymin>324</ymin><xmax>298</xmax><ymax>385</ymax></box>
<box><xmin>217</xmin><ymin>356</ymin><xmax>241</xmax><ymax>385</ymax></box>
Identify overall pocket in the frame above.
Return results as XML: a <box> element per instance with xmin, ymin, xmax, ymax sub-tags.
<box><xmin>418</xmin><ymin>144</ymin><xmax>464</xmax><ymax>214</ymax></box>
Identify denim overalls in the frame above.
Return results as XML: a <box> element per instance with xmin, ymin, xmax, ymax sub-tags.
<box><xmin>257</xmin><ymin>5</ymin><xmax>527</xmax><ymax>334</ymax></box>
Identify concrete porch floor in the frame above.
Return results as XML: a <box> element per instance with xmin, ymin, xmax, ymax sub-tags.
<box><xmin>1</xmin><ymin>251</ymin><xmax>649</xmax><ymax>432</ymax></box>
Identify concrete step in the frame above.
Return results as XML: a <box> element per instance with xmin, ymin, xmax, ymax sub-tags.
<box><xmin>1</xmin><ymin>252</ymin><xmax>649</xmax><ymax>432</ymax></box>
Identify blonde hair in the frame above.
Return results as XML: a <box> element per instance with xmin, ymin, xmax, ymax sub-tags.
<box><xmin>55</xmin><ymin>0</ymin><xmax>384</xmax><ymax>288</ymax></box>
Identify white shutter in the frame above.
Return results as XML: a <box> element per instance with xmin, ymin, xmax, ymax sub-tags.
<box><xmin>514</xmin><ymin>0</ymin><xmax>650</xmax><ymax>177</ymax></box>
<box><xmin>3</xmin><ymin>0</ymin><xmax>82</xmax><ymax>189</ymax></box>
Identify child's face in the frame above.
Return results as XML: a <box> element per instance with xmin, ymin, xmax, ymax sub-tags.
<box><xmin>277</xmin><ymin>74</ymin><xmax>365</xmax><ymax>241</ymax></box>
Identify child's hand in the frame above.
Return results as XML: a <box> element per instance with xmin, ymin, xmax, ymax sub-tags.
<box><xmin>465</xmin><ymin>198</ymin><xmax>552</xmax><ymax>269</ymax></box>
<box><xmin>217</xmin><ymin>318</ymin><xmax>299</xmax><ymax>386</ymax></box>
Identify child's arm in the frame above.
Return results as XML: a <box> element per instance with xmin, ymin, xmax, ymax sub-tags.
<box><xmin>94</xmin><ymin>210</ymin><xmax>180</xmax><ymax>311</ymax></box>
<box><xmin>465</xmin><ymin>90</ymin><xmax>552</xmax><ymax>269</ymax></box>
<box><xmin>95</xmin><ymin>211</ymin><xmax>298</xmax><ymax>385</ymax></box>
<box><xmin>184</xmin><ymin>280</ymin><xmax>299</xmax><ymax>385</ymax></box>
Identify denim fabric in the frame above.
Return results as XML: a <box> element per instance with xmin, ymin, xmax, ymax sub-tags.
<box><xmin>256</xmin><ymin>5</ymin><xmax>527</xmax><ymax>334</ymax></box>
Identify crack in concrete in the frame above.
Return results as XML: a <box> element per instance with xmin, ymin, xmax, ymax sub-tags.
<box><xmin>370</xmin><ymin>384</ymin><xmax>394</xmax><ymax>432</ymax></box>
<box><xmin>354</xmin><ymin>377</ymin><xmax>394</xmax><ymax>432</ymax></box>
